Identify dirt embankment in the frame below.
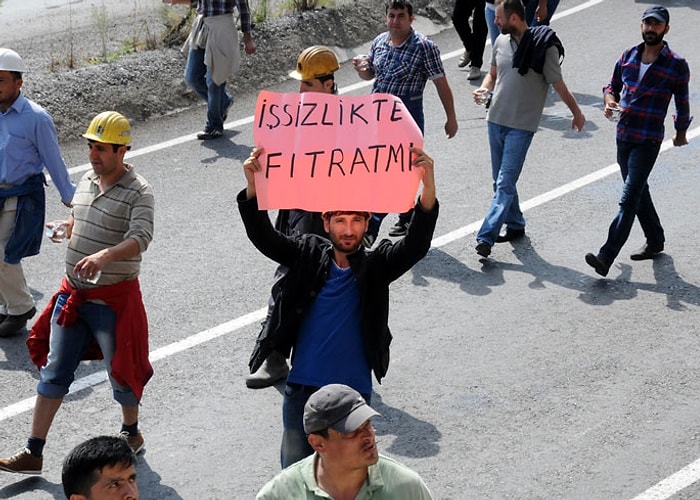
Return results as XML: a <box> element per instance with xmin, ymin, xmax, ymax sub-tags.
<box><xmin>4</xmin><ymin>0</ymin><xmax>453</xmax><ymax>143</ymax></box>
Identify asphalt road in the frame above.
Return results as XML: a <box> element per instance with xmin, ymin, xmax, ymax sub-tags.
<box><xmin>2</xmin><ymin>0</ymin><xmax>700</xmax><ymax>499</ymax></box>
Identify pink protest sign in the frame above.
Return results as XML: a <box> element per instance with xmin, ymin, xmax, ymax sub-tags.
<box><xmin>252</xmin><ymin>90</ymin><xmax>424</xmax><ymax>212</ymax></box>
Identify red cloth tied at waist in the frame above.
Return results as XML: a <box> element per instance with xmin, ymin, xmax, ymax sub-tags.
<box><xmin>27</xmin><ymin>277</ymin><xmax>153</xmax><ymax>401</ymax></box>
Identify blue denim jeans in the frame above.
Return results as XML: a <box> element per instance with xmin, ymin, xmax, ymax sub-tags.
<box><xmin>281</xmin><ymin>383</ymin><xmax>371</xmax><ymax>468</ymax></box>
<box><xmin>38</xmin><ymin>294</ymin><xmax>138</xmax><ymax>406</ymax></box>
<box><xmin>485</xmin><ymin>3</ymin><xmax>497</xmax><ymax>46</ymax></box>
<box><xmin>598</xmin><ymin>140</ymin><xmax>663</xmax><ymax>263</ymax></box>
<box><xmin>184</xmin><ymin>47</ymin><xmax>232</xmax><ymax>132</ymax></box>
<box><xmin>477</xmin><ymin>122</ymin><xmax>533</xmax><ymax>245</ymax></box>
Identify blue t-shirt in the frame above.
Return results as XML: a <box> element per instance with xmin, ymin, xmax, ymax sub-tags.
<box><xmin>288</xmin><ymin>262</ymin><xmax>372</xmax><ymax>394</ymax></box>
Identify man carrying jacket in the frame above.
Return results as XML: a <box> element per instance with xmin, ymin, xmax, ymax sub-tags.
<box><xmin>239</xmin><ymin>146</ymin><xmax>438</xmax><ymax>468</ymax></box>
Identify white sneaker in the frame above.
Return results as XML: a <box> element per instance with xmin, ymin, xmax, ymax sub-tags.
<box><xmin>457</xmin><ymin>50</ymin><xmax>470</xmax><ymax>68</ymax></box>
<box><xmin>467</xmin><ymin>65</ymin><xmax>481</xmax><ymax>80</ymax></box>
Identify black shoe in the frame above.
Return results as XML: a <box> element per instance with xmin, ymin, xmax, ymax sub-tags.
<box><xmin>0</xmin><ymin>307</ymin><xmax>36</xmax><ymax>338</ymax></box>
<box><xmin>388</xmin><ymin>221</ymin><xmax>409</xmax><ymax>237</ymax></box>
<box><xmin>223</xmin><ymin>99</ymin><xmax>233</xmax><ymax>123</ymax></box>
<box><xmin>630</xmin><ymin>243</ymin><xmax>664</xmax><ymax>261</ymax></box>
<box><xmin>196</xmin><ymin>129</ymin><xmax>223</xmax><ymax>140</ymax></box>
<box><xmin>495</xmin><ymin>227</ymin><xmax>525</xmax><ymax>243</ymax></box>
<box><xmin>585</xmin><ymin>253</ymin><xmax>610</xmax><ymax>277</ymax></box>
<box><xmin>475</xmin><ymin>241</ymin><xmax>492</xmax><ymax>258</ymax></box>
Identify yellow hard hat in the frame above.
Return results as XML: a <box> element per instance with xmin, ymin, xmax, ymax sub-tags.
<box><xmin>290</xmin><ymin>46</ymin><xmax>339</xmax><ymax>81</ymax></box>
<box><xmin>82</xmin><ymin>111</ymin><xmax>131</xmax><ymax>145</ymax></box>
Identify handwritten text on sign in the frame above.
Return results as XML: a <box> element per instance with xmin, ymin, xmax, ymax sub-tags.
<box><xmin>253</xmin><ymin>90</ymin><xmax>424</xmax><ymax>212</ymax></box>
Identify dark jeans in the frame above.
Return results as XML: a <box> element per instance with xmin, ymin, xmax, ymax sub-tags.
<box><xmin>599</xmin><ymin>140</ymin><xmax>664</xmax><ymax>263</ymax></box>
<box><xmin>525</xmin><ymin>0</ymin><xmax>560</xmax><ymax>26</ymax></box>
<box><xmin>367</xmin><ymin>94</ymin><xmax>424</xmax><ymax>236</ymax></box>
<box><xmin>452</xmin><ymin>0</ymin><xmax>487</xmax><ymax>68</ymax></box>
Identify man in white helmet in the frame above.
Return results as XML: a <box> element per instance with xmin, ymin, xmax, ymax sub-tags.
<box><xmin>0</xmin><ymin>111</ymin><xmax>155</xmax><ymax>476</ymax></box>
<box><xmin>0</xmin><ymin>48</ymin><xmax>76</xmax><ymax>338</ymax></box>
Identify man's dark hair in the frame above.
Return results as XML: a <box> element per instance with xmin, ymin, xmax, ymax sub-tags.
<box><xmin>62</xmin><ymin>436</ymin><xmax>136</xmax><ymax>499</ymax></box>
<box><xmin>317</xmin><ymin>74</ymin><xmax>338</xmax><ymax>95</ymax></box>
<box><xmin>10</xmin><ymin>71</ymin><xmax>22</xmax><ymax>80</ymax></box>
<box><xmin>322</xmin><ymin>211</ymin><xmax>371</xmax><ymax>221</ymax></box>
<box><xmin>309</xmin><ymin>429</ymin><xmax>330</xmax><ymax>439</ymax></box>
<box><xmin>385</xmin><ymin>0</ymin><xmax>413</xmax><ymax>16</ymax></box>
<box><xmin>497</xmin><ymin>0</ymin><xmax>526</xmax><ymax>21</ymax></box>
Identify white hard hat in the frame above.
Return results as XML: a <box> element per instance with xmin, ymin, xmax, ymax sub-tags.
<box><xmin>0</xmin><ymin>48</ymin><xmax>27</xmax><ymax>73</ymax></box>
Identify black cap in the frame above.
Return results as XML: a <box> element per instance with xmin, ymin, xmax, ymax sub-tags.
<box><xmin>642</xmin><ymin>5</ymin><xmax>669</xmax><ymax>24</ymax></box>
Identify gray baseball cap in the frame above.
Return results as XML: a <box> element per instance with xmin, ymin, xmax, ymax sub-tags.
<box><xmin>303</xmin><ymin>384</ymin><xmax>380</xmax><ymax>434</ymax></box>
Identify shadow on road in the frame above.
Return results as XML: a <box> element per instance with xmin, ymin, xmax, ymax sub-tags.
<box><xmin>0</xmin><ymin>476</ymin><xmax>60</xmax><ymax>499</ymax></box>
<box><xmin>371</xmin><ymin>391</ymin><xmax>441</xmax><ymax>459</ymax></box>
<box><xmin>411</xmin><ymin>239</ymin><xmax>700</xmax><ymax>310</ymax></box>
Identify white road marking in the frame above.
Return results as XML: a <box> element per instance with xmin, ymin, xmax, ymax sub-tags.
<box><xmin>631</xmin><ymin>457</ymin><xmax>700</xmax><ymax>500</ymax></box>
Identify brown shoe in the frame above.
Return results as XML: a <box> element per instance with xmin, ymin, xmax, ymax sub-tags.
<box><xmin>119</xmin><ymin>432</ymin><xmax>145</xmax><ymax>454</ymax></box>
<box><xmin>0</xmin><ymin>448</ymin><xmax>42</xmax><ymax>475</ymax></box>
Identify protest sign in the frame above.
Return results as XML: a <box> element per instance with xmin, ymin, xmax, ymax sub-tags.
<box><xmin>252</xmin><ymin>90</ymin><xmax>424</xmax><ymax>212</ymax></box>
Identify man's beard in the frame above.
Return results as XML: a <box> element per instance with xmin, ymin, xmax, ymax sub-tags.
<box><xmin>330</xmin><ymin>233</ymin><xmax>361</xmax><ymax>253</ymax></box>
<box><xmin>500</xmin><ymin>24</ymin><xmax>514</xmax><ymax>35</ymax></box>
<box><xmin>643</xmin><ymin>31</ymin><xmax>664</xmax><ymax>46</ymax></box>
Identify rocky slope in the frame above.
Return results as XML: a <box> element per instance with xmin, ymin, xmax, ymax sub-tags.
<box><xmin>6</xmin><ymin>0</ymin><xmax>453</xmax><ymax>143</ymax></box>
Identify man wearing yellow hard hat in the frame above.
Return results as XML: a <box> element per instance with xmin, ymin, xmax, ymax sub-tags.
<box><xmin>0</xmin><ymin>111</ymin><xmax>155</xmax><ymax>476</ymax></box>
<box><xmin>0</xmin><ymin>48</ymin><xmax>76</xmax><ymax>338</ymax></box>
<box><xmin>245</xmin><ymin>46</ymin><xmax>341</xmax><ymax>391</ymax></box>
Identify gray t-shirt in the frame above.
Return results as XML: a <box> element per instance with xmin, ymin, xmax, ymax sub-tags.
<box><xmin>487</xmin><ymin>34</ymin><xmax>563</xmax><ymax>132</ymax></box>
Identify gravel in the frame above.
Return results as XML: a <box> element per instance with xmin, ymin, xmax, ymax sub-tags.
<box><xmin>5</xmin><ymin>0</ymin><xmax>453</xmax><ymax>143</ymax></box>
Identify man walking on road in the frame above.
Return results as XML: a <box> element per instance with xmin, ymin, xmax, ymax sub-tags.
<box><xmin>452</xmin><ymin>0</ymin><xmax>488</xmax><ymax>81</ymax></box>
<box><xmin>256</xmin><ymin>384</ymin><xmax>434</xmax><ymax>499</ymax></box>
<box><xmin>0</xmin><ymin>48</ymin><xmax>76</xmax><ymax>338</ymax></box>
<box><xmin>473</xmin><ymin>0</ymin><xmax>584</xmax><ymax>258</ymax></box>
<box><xmin>0</xmin><ymin>111</ymin><xmax>155</xmax><ymax>475</ymax></box>
<box><xmin>239</xmin><ymin>145</ymin><xmax>438</xmax><ymax>468</ymax></box>
<box><xmin>167</xmin><ymin>0</ymin><xmax>257</xmax><ymax>140</ymax></box>
<box><xmin>354</xmin><ymin>0</ymin><xmax>457</xmax><ymax>240</ymax></box>
<box><xmin>585</xmin><ymin>5</ymin><xmax>691</xmax><ymax>277</ymax></box>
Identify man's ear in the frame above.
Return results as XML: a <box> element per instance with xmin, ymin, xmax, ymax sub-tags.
<box><xmin>70</xmin><ymin>494</ymin><xmax>89</xmax><ymax>500</ymax></box>
<box><xmin>308</xmin><ymin>434</ymin><xmax>325</xmax><ymax>452</ymax></box>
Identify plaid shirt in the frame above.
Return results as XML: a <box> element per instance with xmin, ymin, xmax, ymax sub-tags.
<box><xmin>195</xmin><ymin>0</ymin><xmax>252</xmax><ymax>31</ymax></box>
<box><xmin>604</xmin><ymin>42</ymin><xmax>692</xmax><ymax>143</ymax></box>
<box><xmin>369</xmin><ymin>30</ymin><xmax>445</xmax><ymax>97</ymax></box>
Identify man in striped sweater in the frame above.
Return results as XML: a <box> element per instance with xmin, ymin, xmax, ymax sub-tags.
<box><xmin>0</xmin><ymin>111</ymin><xmax>155</xmax><ymax>476</ymax></box>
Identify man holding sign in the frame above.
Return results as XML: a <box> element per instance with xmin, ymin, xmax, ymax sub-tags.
<box><xmin>238</xmin><ymin>145</ymin><xmax>438</xmax><ymax>468</ymax></box>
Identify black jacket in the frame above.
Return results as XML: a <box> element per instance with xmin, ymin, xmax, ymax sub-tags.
<box><xmin>513</xmin><ymin>25</ymin><xmax>564</xmax><ymax>76</ymax></box>
<box><xmin>238</xmin><ymin>190</ymin><xmax>439</xmax><ymax>384</ymax></box>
